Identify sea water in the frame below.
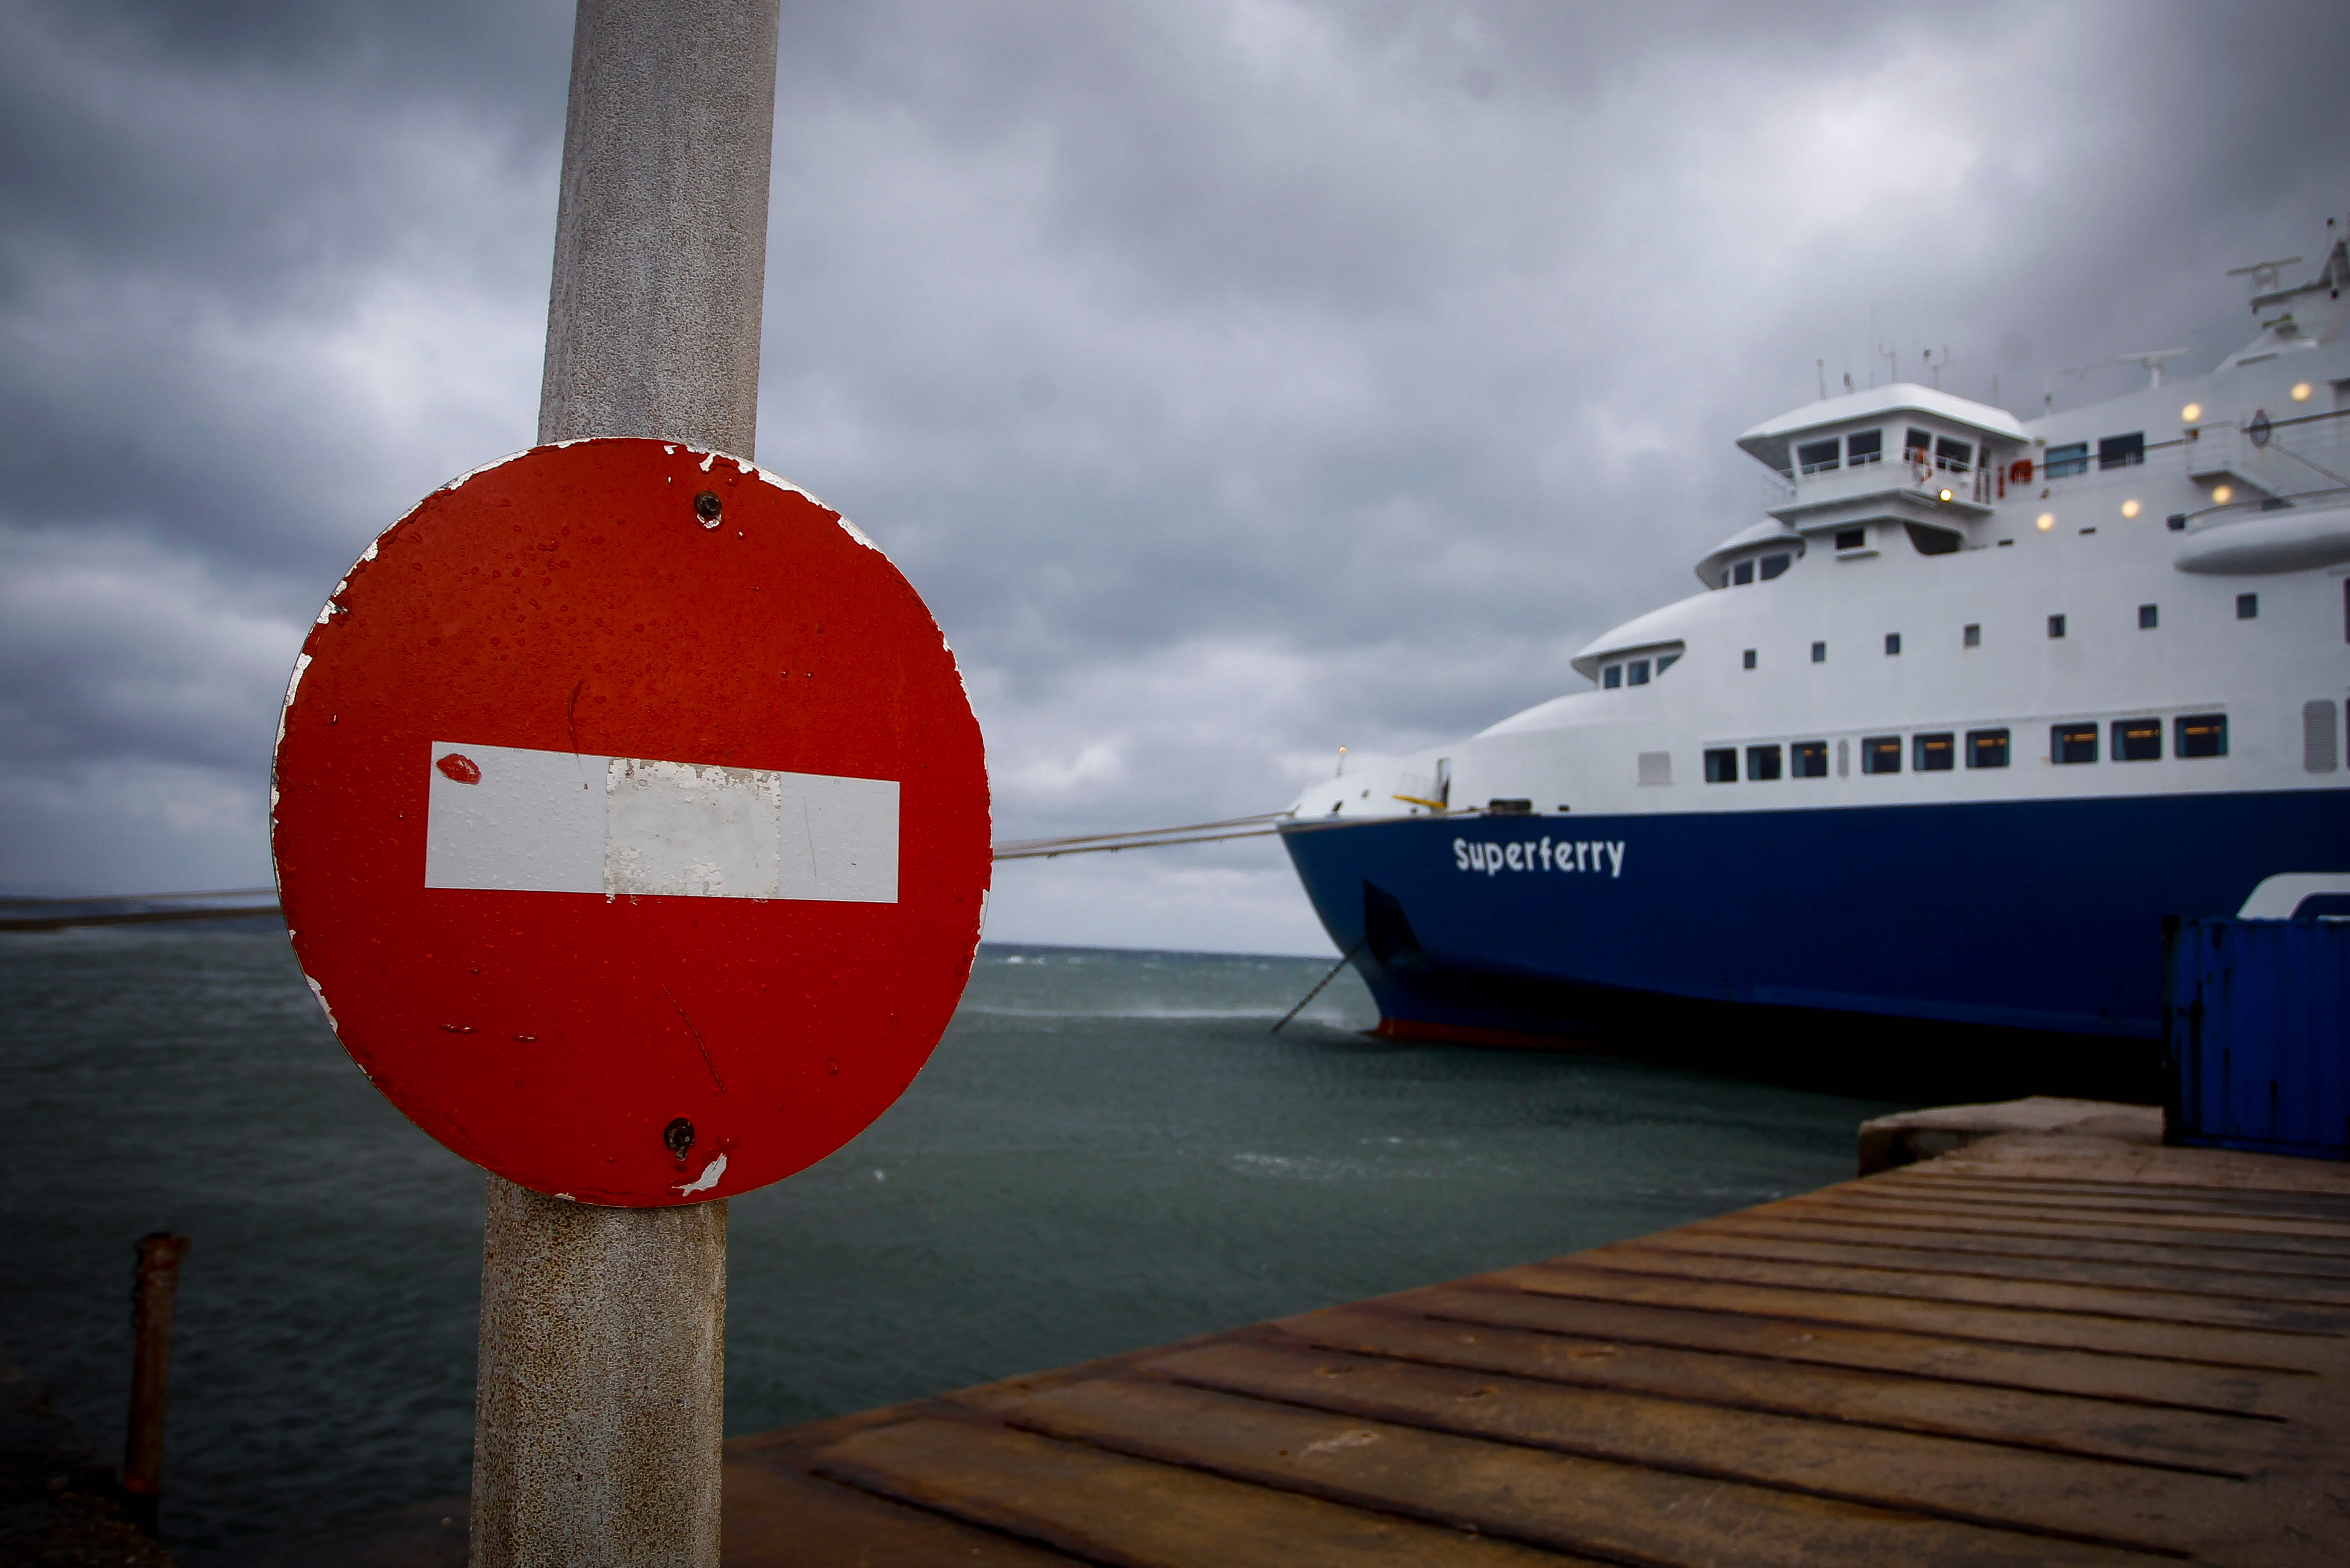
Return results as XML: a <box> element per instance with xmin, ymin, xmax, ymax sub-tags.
<box><xmin>0</xmin><ymin>924</ymin><xmax>1901</xmax><ymax>1552</ymax></box>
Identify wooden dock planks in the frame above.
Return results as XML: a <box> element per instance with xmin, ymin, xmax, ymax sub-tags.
<box><xmin>722</xmin><ymin>1133</ymin><xmax>2350</xmax><ymax>1566</ymax></box>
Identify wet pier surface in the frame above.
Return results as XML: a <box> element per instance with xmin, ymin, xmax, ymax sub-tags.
<box><xmin>718</xmin><ymin>1127</ymin><xmax>2350</xmax><ymax>1567</ymax></box>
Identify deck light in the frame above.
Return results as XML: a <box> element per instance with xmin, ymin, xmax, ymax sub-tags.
<box><xmin>2036</xmin><ymin>513</ymin><xmax>2055</xmax><ymax>530</ymax></box>
<box><xmin>2181</xmin><ymin>403</ymin><xmax>2202</xmax><ymax>422</ymax></box>
<box><xmin>2121</xmin><ymin>499</ymin><xmax>2141</xmax><ymax>518</ymax></box>
<box><xmin>2213</xmin><ymin>485</ymin><xmax>2234</xmax><ymax>503</ymax></box>
<box><xmin>1938</xmin><ymin>487</ymin><xmax>1954</xmax><ymax>502</ymax></box>
<box><xmin>2292</xmin><ymin>382</ymin><xmax>2313</xmax><ymax>402</ymax></box>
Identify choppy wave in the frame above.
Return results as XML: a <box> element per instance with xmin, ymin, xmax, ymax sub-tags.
<box><xmin>1</xmin><ymin>928</ymin><xmax>1881</xmax><ymax>1553</ymax></box>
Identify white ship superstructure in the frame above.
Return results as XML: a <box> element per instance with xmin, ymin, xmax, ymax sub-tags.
<box><xmin>1279</xmin><ymin>226</ymin><xmax>2350</xmax><ymax>1075</ymax></box>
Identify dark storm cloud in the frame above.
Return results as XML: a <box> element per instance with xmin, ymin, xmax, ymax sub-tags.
<box><xmin>0</xmin><ymin>0</ymin><xmax>564</xmax><ymax>566</ymax></box>
<box><xmin>2</xmin><ymin>0</ymin><xmax>2346</xmax><ymax>948</ymax></box>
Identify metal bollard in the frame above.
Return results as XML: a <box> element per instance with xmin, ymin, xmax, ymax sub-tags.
<box><xmin>122</xmin><ymin>1232</ymin><xmax>191</xmax><ymax>1534</ymax></box>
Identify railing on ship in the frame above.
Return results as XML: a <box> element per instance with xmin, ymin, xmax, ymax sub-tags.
<box><xmin>2037</xmin><ymin>403</ymin><xmax>2350</xmax><ymax>496</ymax></box>
<box><xmin>1792</xmin><ymin>447</ymin><xmax>1996</xmax><ymax>502</ymax></box>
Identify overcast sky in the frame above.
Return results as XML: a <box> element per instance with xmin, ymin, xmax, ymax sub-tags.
<box><xmin>2</xmin><ymin>0</ymin><xmax>2345</xmax><ymax>952</ymax></box>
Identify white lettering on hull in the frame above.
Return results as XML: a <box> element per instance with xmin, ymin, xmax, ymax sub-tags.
<box><xmin>1453</xmin><ymin>836</ymin><xmax>1625</xmax><ymax>879</ymax></box>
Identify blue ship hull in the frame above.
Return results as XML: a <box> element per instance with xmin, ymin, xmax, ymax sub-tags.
<box><xmin>1282</xmin><ymin>789</ymin><xmax>2350</xmax><ymax>1085</ymax></box>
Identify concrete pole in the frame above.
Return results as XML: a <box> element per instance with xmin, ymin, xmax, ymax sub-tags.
<box><xmin>537</xmin><ymin>0</ymin><xmax>779</xmax><ymax>455</ymax></box>
<box><xmin>471</xmin><ymin>5</ymin><xmax>778</xmax><ymax>1567</ymax></box>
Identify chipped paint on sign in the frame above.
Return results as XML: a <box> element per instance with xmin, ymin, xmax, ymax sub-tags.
<box><xmin>424</xmin><ymin>741</ymin><xmax>899</xmax><ymax>903</ymax></box>
<box><xmin>275</xmin><ymin>652</ymin><xmax>313</xmax><ymax>749</ymax></box>
<box><xmin>672</xmin><ymin>1151</ymin><xmax>729</xmax><ymax>1197</ymax></box>
<box><xmin>303</xmin><ymin>972</ymin><xmax>336</xmax><ymax>1031</ymax></box>
<box><xmin>438</xmin><ymin>447</ymin><xmax>534</xmax><ymax>494</ymax></box>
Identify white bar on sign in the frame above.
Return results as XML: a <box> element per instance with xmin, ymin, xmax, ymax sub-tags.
<box><xmin>424</xmin><ymin>741</ymin><xmax>899</xmax><ymax>904</ymax></box>
<box><xmin>606</xmin><ymin>759</ymin><xmax>782</xmax><ymax>898</ymax></box>
<box><xmin>776</xmin><ymin>771</ymin><xmax>899</xmax><ymax>903</ymax></box>
<box><xmin>425</xmin><ymin>742</ymin><xmax>607</xmax><ymax>893</ymax></box>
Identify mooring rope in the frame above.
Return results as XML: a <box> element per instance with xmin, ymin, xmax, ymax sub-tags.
<box><xmin>10</xmin><ymin>808</ymin><xmax>1382</xmax><ymax>928</ymax></box>
<box><xmin>1268</xmin><ymin>937</ymin><xmax>1368</xmax><ymax>1036</ymax></box>
<box><xmin>991</xmin><ymin>812</ymin><xmax>1297</xmax><ymax>860</ymax></box>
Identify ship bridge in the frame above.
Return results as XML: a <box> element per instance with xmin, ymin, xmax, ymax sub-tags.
<box><xmin>1723</xmin><ymin>384</ymin><xmax>2031</xmax><ymax>583</ymax></box>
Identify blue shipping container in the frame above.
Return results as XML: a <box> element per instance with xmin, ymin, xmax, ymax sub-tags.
<box><xmin>2166</xmin><ymin>918</ymin><xmax>2350</xmax><ymax>1160</ymax></box>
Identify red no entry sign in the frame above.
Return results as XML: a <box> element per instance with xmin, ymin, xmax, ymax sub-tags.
<box><xmin>271</xmin><ymin>439</ymin><xmax>990</xmax><ymax>1206</ymax></box>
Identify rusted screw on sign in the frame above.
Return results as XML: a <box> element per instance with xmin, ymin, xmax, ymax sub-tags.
<box><xmin>664</xmin><ymin>1117</ymin><xmax>695</xmax><ymax>1159</ymax></box>
<box><xmin>693</xmin><ymin>491</ymin><xmax>722</xmax><ymax>528</ymax></box>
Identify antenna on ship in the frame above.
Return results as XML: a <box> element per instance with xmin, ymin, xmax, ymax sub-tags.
<box><xmin>2227</xmin><ymin>256</ymin><xmax>2302</xmax><ymax>297</ymax></box>
<box><xmin>2044</xmin><ymin>364</ymin><xmax>2094</xmax><ymax>412</ymax></box>
<box><xmin>2118</xmin><ymin>349</ymin><xmax>2188</xmax><ymax>389</ymax></box>
<box><xmin>1817</xmin><ymin>360</ymin><xmax>1826</xmax><ymax>400</ymax></box>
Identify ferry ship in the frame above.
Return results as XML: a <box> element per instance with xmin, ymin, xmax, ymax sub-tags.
<box><xmin>1280</xmin><ymin>224</ymin><xmax>2350</xmax><ymax>1092</ymax></box>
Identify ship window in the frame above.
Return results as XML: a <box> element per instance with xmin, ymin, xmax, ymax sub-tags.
<box><xmin>1848</xmin><ymin>430</ymin><xmax>1882</xmax><ymax>465</ymax></box>
<box><xmin>2237</xmin><ymin>593</ymin><xmax>2258</xmax><ymax>619</ymax></box>
<box><xmin>1967</xmin><ymin>729</ymin><xmax>2011</xmax><ymax>769</ymax></box>
<box><xmin>2113</xmin><ymin>718</ymin><xmax>2162</xmax><ymax>762</ymax></box>
<box><xmin>1742</xmin><ymin>648</ymin><xmax>1756</xmax><ymax>670</ymax></box>
<box><xmin>1811</xmin><ymin>640</ymin><xmax>1826</xmax><ymax>662</ymax></box>
<box><xmin>2098</xmin><ymin>432</ymin><xmax>2145</xmax><ymax>470</ymax></box>
<box><xmin>2176</xmin><ymin>713</ymin><xmax>2228</xmax><ymax>758</ymax></box>
<box><xmin>1935</xmin><ymin>436</ymin><xmax>1972</xmax><ymax>472</ymax></box>
<box><xmin>2046</xmin><ymin>442</ymin><xmax>2089</xmax><ymax>478</ymax></box>
<box><xmin>1861</xmin><ymin>736</ymin><xmax>1901</xmax><ymax>774</ymax></box>
<box><xmin>1835</xmin><ymin>527</ymin><xmax>1867</xmax><ymax>550</ymax></box>
<box><xmin>1627</xmin><ymin>659</ymin><xmax>1651</xmax><ymax>686</ymax></box>
<box><xmin>1746</xmin><ymin>744</ymin><xmax>1783</xmax><ymax>781</ymax></box>
<box><xmin>1759</xmin><ymin>553</ymin><xmax>1791</xmax><ymax>580</ymax></box>
<box><xmin>1905</xmin><ymin>427</ymin><xmax>1932</xmax><ymax>460</ymax></box>
<box><xmin>2304</xmin><ymin>700</ymin><xmax>2339</xmax><ymax>773</ymax></box>
<box><xmin>1791</xmin><ymin>741</ymin><xmax>1829</xmax><ymax>778</ymax></box>
<box><xmin>1603</xmin><ymin>664</ymin><xmax>1621</xmax><ymax>689</ymax></box>
<box><xmin>1905</xmin><ymin>523</ymin><xmax>1961</xmax><ymax>555</ymax></box>
<box><xmin>1798</xmin><ymin>439</ymin><xmax>1841</xmax><ymax>474</ymax></box>
<box><xmin>1704</xmin><ymin>748</ymin><xmax>1738</xmax><ymax>783</ymax></box>
<box><xmin>2048</xmin><ymin>614</ymin><xmax>2066</xmax><ymax>639</ymax></box>
<box><xmin>1963</xmin><ymin>623</ymin><xmax>1981</xmax><ymax>647</ymax></box>
<box><xmin>1914</xmin><ymin>732</ymin><xmax>1955</xmax><ymax>771</ymax></box>
<box><xmin>2053</xmin><ymin>724</ymin><xmax>2098</xmax><ymax>764</ymax></box>
<box><xmin>1884</xmin><ymin>633</ymin><xmax>1901</xmax><ymax>656</ymax></box>
<box><xmin>1656</xmin><ymin>652</ymin><xmax>1680</xmax><ymax>675</ymax></box>
<box><xmin>1733</xmin><ymin>559</ymin><xmax>1754</xmax><ymax>585</ymax></box>
<box><xmin>2138</xmin><ymin>604</ymin><xmax>2158</xmax><ymax>629</ymax></box>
